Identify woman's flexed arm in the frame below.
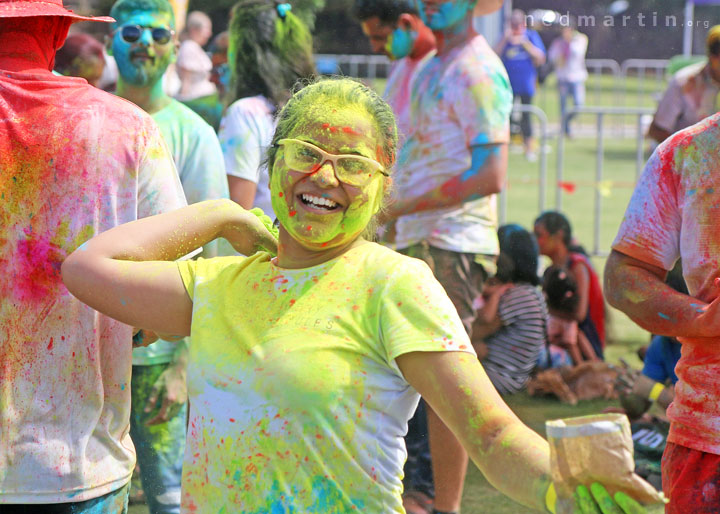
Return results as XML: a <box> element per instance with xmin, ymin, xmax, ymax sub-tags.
<box><xmin>61</xmin><ymin>199</ymin><xmax>278</xmax><ymax>336</ymax></box>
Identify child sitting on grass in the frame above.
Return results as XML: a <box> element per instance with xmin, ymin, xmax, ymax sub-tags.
<box><xmin>543</xmin><ymin>266</ymin><xmax>599</xmax><ymax>365</ymax></box>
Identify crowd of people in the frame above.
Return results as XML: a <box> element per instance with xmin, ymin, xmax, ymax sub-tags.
<box><xmin>1</xmin><ymin>0</ymin><xmax>719</xmax><ymax>513</ymax></box>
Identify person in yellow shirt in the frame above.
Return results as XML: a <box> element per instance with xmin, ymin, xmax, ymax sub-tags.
<box><xmin>62</xmin><ymin>77</ymin><xmax>646</xmax><ymax>513</ymax></box>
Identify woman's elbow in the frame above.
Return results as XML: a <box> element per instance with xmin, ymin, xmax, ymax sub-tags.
<box><xmin>61</xmin><ymin>250</ymin><xmax>94</xmax><ymax>299</ymax></box>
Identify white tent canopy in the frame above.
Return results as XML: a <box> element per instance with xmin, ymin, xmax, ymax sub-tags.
<box><xmin>684</xmin><ymin>0</ymin><xmax>720</xmax><ymax>55</ymax></box>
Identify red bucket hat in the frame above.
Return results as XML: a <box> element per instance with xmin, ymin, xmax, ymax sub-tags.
<box><xmin>0</xmin><ymin>0</ymin><xmax>114</xmax><ymax>22</ymax></box>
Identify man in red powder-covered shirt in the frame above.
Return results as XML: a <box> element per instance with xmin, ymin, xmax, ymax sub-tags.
<box><xmin>606</xmin><ymin>112</ymin><xmax>720</xmax><ymax>512</ymax></box>
<box><xmin>0</xmin><ymin>1</ymin><xmax>187</xmax><ymax>511</ymax></box>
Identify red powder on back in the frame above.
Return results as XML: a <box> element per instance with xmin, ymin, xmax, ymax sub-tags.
<box><xmin>342</xmin><ymin>126</ymin><xmax>359</xmax><ymax>135</ymax></box>
<box><xmin>14</xmin><ymin>235</ymin><xmax>65</xmax><ymax>303</ymax></box>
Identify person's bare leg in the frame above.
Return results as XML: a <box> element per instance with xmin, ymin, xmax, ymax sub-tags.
<box><xmin>428</xmin><ymin>404</ymin><xmax>468</xmax><ymax>512</ymax></box>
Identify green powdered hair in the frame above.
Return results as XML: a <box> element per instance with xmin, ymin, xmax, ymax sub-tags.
<box><xmin>267</xmin><ymin>77</ymin><xmax>398</xmax><ymax>173</ymax></box>
<box><xmin>227</xmin><ymin>0</ymin><xmax>315</xmax><ymax>107</ymax></box>
<box><xmin>109</xmin><ymin>0</ymin><xmax>176</xmax><ymax>29</ymax></box>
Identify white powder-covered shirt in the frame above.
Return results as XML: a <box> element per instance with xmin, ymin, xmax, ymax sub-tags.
<box><xmin>612</xmin><ymin>113</ymin><xmax>720</xmax><ymax>455</ymax></box>
<box><xmin>0</xmin><ymin>69</ymin><xmax>186</xmax><ymax>503</ymax></box>
<box><xmin>393</xmin><ymin>35</ymin><xmax>512</xmax><ymax>254</ymax></box>
<box><xmin>219</xmin><ymin>95</ymin><xmax>276</xmax><ymax>219</ymax></box>
<box><xmin>384</xmin><ymin>51</ymin><xmax>435</xmax><ymax>139</ymax></box>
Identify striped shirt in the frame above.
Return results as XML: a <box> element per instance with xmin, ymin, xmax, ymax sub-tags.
<box><xmin>482</xmin><ymin>284</ymin><xmax>548</xmax><ymax>394</ymax></box>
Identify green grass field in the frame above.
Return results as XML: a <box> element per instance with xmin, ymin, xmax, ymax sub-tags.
<box><xmin>129</xmin><ymin>75</ymin><xmax>667</xmax><ymax>513</ymax></box>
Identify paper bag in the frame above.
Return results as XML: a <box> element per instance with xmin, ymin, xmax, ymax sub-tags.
<box><xmin>546</xmin><ymin>413</ymin><xmax>665</xmax><ymax>504</ymax></box>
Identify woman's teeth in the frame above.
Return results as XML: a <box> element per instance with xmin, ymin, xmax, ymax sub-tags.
<box><xmin>301</xmin><ymin>194</ymin><xmax>338</xmax><ymax>209</ymax></box>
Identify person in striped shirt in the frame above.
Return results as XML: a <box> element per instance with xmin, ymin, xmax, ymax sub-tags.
<box><xmin>473</xmin><ymin>224</ymin><xmax>548</xmax><ymax>395</ymax></box>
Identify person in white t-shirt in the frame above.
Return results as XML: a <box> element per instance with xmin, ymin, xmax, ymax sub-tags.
<box><xmin>218</xmin><ymin>0</ymin><xmax>315</xmax><ymax>221</ymax></box>
<box><xmin>548</xmin><ymin>22</ymin><xmax>588</xmax><ymax>137</ymax></box>
<box><xmin>381</xmin><ymin>0</ymin><xmax>511</xmax><ymax>510</ymax></box>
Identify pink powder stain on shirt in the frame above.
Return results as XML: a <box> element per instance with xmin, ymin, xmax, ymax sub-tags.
<box><xmin>14</xmin><ymin>234</ymin><xmax>65</xmax><ymax>303</ymax></box>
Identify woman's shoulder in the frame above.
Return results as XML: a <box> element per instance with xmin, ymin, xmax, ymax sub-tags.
<box><xmin>348</xmin><ymin>243</ymin><xmax>436</xmax><ymax>285</ymax></box>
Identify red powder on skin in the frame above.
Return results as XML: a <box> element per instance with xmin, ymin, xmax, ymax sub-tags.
<box><xmin>47</xmin><ymin>337</ymin><xmax>53</xmax><ymax>350</ymax></box>
<box><xmin>306</xmin><ymin>225</ymin><xmax>312</xmax><ymax>231</ymax></box>
<box><xmin>288</xmin><ymin>210</ymin><xmax>296</xmax><ymax>217</ymax></box>
<box><xmin>342</xmin><ymin>126</ymin><xmax>360</xmax><ymax>135</ymax></box>
<box><xmin>278</xmin><ymin>192</ymin><xmax>283</xmax><ymax>197</ymax></box>
<box><xmin>321</xmin><ymin>242</ymin><xmax>329</xmax><ymax>247</ymax></box>
<box><xmin>321</xmin><ymin>123</ymin><xmax>338</xmax><ymax>133</ymax></box>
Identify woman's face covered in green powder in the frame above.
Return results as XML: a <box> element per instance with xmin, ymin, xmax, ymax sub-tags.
<box><xmin>270</xmin><ymin>104</ymin><xmax>388</xmax><ymax>251</ymax></box>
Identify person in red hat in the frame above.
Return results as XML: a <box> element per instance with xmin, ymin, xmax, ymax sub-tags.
<box><xmin>0</xmin><ymin>1</ymin><xmax>187</xmax><ymax>512</ymax></box>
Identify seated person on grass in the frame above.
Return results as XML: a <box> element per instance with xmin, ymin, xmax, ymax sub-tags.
<box><xmin>543</xmin><ymin>266</ymin><xmax>599</xmax><ymax>366</ymax></box>
<box><xmin>473</xmin><ymin>224</ymin><xmax>548</xmax><ymax>395</ymax></box>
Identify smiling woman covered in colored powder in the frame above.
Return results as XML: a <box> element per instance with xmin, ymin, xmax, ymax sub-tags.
<box><xmin>62</xmin><ymin>77</ymin><xmax>647</xmax><ymax>513</ymax></box>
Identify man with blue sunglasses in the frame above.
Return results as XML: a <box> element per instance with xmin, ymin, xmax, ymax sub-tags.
<box><xmin>108</xmin><ymin>1</ymin><xmax>230</xmax><ymax>513</ymax></box>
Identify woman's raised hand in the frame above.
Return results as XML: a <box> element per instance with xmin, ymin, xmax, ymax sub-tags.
<box><xmin>220</xmin><ymin>205</ymin><xmax>278</xmax><ymax>257</ymax></box>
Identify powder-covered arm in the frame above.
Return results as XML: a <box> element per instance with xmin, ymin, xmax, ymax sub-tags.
<box><xmin>397</xmin><ymin>350</ymin><xmax>551</xmax><ymax>510</ymax></box>
<box><xmin>397</xmin><ymin>350</ymin><xmax>648</xmax><ymax>512</ymax></box>
<box><xmin>605</xmin><ymin>249</ymin><xmax>719</xmax><ymax>339</ymax></box>
<box><xmin>61</xmin><ymin>199</ymin><xmax>277</xmax><ymax>337</ymax></box>
<box><xmin>386</xmin><ymin>142</ymin><xmax>507</xmax><ymax>218</ymax></box>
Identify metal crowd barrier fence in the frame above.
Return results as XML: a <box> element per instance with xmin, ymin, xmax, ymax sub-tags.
<box><xmin>585</xmin><ymin>58</ymin><xmax>622</xmax><ymax>106</ymax></box>
<box><xmin>555</xmin><ymin>106</ymin><xmax>655</xmax><ymax>257</ymax></box>
<box><xmin>498</xmin><ymin>104</ymin><xmax>549</xmax><ymax>226</ymax></box>
<box><xmin>620</xmin><ymin>59</ymin><xmax>670</xmax><ymax>108</ymax></box>
<box><xmin>314</xmin><ymin>53</ymin><xmax>391</xmax><ymax>79</ymax></box>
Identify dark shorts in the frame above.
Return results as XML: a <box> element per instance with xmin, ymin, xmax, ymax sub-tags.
<box><xmin>400</xmin><ymin>242</ymin><xmax>488</xmax><ymax>336</ymax></box>
<box><xmin>662</xmin><ymin>442</ymin><xmax>720</xmax><ymax>513</ymax></box>
<box><xmin>0</xmin><ymin>482</ymin><xmax>129</xmax><ymax>513</ymax></box>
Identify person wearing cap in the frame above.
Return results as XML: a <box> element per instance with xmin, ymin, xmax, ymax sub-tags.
<box><xmin>648</xmin><ymin>25</ymin><xmax>720</xmax><ymax>144</ymax></box>
<box><xmin>107</xmin><ymin>0</ymin><xmax>229</xmax><ymax>512</ymax></box>
<box><xmin>0</xmin><ymin>0</ymin><xmax>187</xmax><ymax>512</ymax></box>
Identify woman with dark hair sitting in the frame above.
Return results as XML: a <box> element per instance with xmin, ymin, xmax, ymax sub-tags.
<box><xmin>472</xmin><ymin>224</ymin><xmax>549</xmax><ymax>395</ymax></box>
<box><xmin>534</xmin><ymin>210</ymin><xmax>607</xmax><ymax>359</ymax></box>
